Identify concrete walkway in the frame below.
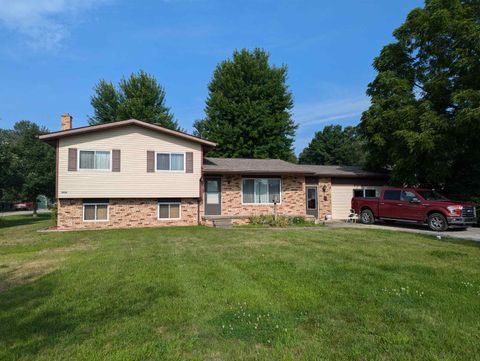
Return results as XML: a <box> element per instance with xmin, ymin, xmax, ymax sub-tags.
<box><xmin>0</xmin><ymin>209</ymin><xmax>51</xmax><ymax>217</ymax></box>
<box><xmin>328</xmin><ymin>221</ymin><xmax>480</xmax><ymax>242</ymax></box>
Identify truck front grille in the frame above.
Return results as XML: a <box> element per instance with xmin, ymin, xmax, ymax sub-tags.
<box><xmin>462</xmin><ymin>206</ymin><xmax>475</xmax><ymax>217</ymax></box>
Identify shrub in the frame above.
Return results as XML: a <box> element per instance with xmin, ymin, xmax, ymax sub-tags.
<box><xmin>248</xmin><ymin>215</ymin><xmax>260</xmax><ymax>225</ymax></box>
<box><xmin>50</xmin><ymin>206</ymin><xmax>58</xmax><ymax>226</ymax></box>
<box><xmin>270</xmin><ymin>215</ymin><xmax>290</xmax><ymax>228</ymax></box>
<box><xmin>248</xmin><ymin>214</ymin><xmax>316</xmax><ymax>227</ymax></box>
<box><xmin>291</xmin><ymin>216</ymin><xmax>305</xmax><ymax>225</ymax></box>
<box><xmin>248</xmin><ymin>215</ymin><xmax>269</xmax><ymax>225</ymax></box>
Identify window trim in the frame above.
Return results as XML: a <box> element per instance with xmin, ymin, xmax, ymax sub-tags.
<box><xmin>157</xmin><ymin>202</ymin><xmax>182</xmax><ymax>220</ymax></box>
<box><xmin>83</xmin><ymin>202</ymin><xmax>109</xmax><ymax>222</ymax></box>
<box><xmin>78</xmin><ymin>149</ymin><xmax>112</xmax><ymax>171</ymax></box>
<box><xmin>241</xmin><ymin>178</ymin><xmax>282</xmax><ymax>205</ymax></box>
<box><xmin>154</xmin><ymin>152</ymin><xmax>186</xmax><ymax>172</ymax></box>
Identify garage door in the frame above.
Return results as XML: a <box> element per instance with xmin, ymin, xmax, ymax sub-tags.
<box><xmin>331</xmin><ymin>184</ymin><xmax>361</xmax><ymax>220</ymax></box>
<box><xmin>331</xmin><ymin>184</ymin><xmax>383</xmax><ymax>219</ymax></box>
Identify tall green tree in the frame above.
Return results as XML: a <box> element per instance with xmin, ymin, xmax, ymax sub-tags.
<box><xmin>3</xmin><ymin>121</ymin><xmax>55</xmax><ymax>215</ymax></box>
<box><xmin>89</xmin><ymin>70</ymin><xmax>178</xmax><ymax>130</ymax></box>
<box><xmin>298</xmin><ymin>125</ymin><xmax>366</xmax><ymax>166</ymax></box>
<box><xmin>0</xmin><ymin>129</ymin><xmax>17</xmax><ymax>201</ymax></box>
<box><xmin>90</xmin><ymin>80</ymin><xmax>119</xmax><ymax>124</ymax></box>
<box><xmin>194</xmin><ymin>48</ymin><xmax>297</xmax><ymax>161</ymax></box>
<box><xmin>360</xmin><ymin>0</ymin><xmax>480</xmax><ymax>199</ymax></box>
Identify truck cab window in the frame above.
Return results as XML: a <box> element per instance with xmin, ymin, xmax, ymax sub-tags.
<box><xmin>401</xmin><ymin>191</ymin><xmax>417</xmax><ymax>202</ymax></box>
<box><xmin>383</xmin><ymin>190</ymin><xmax>401</xmax><ymax>200</ymax></box>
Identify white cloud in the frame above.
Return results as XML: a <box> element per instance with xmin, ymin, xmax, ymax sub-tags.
<box><xmin>0</xmin><ymin>0</ymin><xmax>111</xmax><ymax>50</ymax></box>
<box><xmin>294</xmin><ymin>96</ymin><xmax>371</xmax><ymax>128</ymax></box>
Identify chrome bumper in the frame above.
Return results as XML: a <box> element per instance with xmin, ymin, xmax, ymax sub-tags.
<box><xmin>447</xmin><ymin>217</ymin><xmax>477</xmax><ymax>225</ymax></box>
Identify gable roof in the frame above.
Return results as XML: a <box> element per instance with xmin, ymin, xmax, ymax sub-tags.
<box><xmin>39</xmin><ymin>119</ymin><xmax>217</xmax><ymax>147</ymax></box>
<box><xmin>204</xmin><ymin>158</ymin><xmax>387</xmax><ymax>178</ymax></box>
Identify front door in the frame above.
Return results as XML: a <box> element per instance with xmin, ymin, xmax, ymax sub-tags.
<box><xmin>205</xmin><ymin>178</ymin><xmax>221</xmax><ymax>216</ymax></box>
<box><xmin>306</xmin><ymin>186</ymin><xmax>318</xmax><ymax>218</ymax></box>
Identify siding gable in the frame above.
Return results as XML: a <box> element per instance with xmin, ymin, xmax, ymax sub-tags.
<box><xmin>58</xmin><ymin>126</ymin><xmax>202</xmax><ymax>198</ymax></box>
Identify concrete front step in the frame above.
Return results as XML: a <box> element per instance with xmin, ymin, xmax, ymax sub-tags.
<box><xmin>212</xmin><ymin>218</ymin><xmax>232</xmax><ymax>228</ymax></box>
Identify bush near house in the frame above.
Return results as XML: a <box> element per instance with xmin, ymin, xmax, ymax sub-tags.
<box><xmin>248</xmin><ymin>215</ymin><xmax>317</xmax><ymax>227</ymax></box>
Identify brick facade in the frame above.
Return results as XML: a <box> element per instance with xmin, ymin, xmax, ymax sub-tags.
<box><xmin>221</xmin><ymin>175</ymin><xmax>305</xmax><ymax>216</ymax></box>
<box><xmin>318</xmin><ymin>177</ymin><xmax>332</xmax><ymax>220</ymax></box>
<box><xmin>57</xmin><ymin>198</ymin><xmax>199</xmax><ymax>230</ymax></box>
<box><xmin>200</xmin><ymin>175</ymin><xmax>333</xmax><ymax>224</ymax></box>
<box><xmin>56</xmin><ymin>176</ymin><xmax>335</xmax><ymax>230</ymax></box>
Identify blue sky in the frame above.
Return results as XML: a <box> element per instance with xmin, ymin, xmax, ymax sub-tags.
<box><xmin>0</xmin><ymin>0</ymin><xmax>423</xmax><ymax>153</ymax></box>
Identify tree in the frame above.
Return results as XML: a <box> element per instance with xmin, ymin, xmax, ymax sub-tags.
<box><xmin>89</xmin><ymin>80</ymin><xmax>119</xmax><ymax>124</ymax></box>
<box><xmin>194</xmin><ymin>48</ymin><xmax>297</xmax><ymax>161</ymax></box>
<box><xmin>89</xmin><ymin>70</ymin><xmax>178</xmax><ymax>130</ymax></box>
<box><xmin>10</xmin><ymin>121</ymin><xmax>55</xmax><ymax>215</ymax></box>
<box><xmin>298</xmin><ymin>125</ymin><xmax>366</xmax><ymax>166</ymax></box>
<box><xmin>0</xmin><ymin>129</ymin><xmax>17</xmax><ymax>201</ymax></box>
<box><xmin>360</xmin><ymin>0</ymin><xmax>480</xmax><ymax>199</ymax></box>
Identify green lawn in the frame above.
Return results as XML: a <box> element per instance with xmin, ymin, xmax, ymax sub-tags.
<box><xmin>1</xmin><ymin>215</ymin><xmax>479</xmax><ymax>360</ymax></box>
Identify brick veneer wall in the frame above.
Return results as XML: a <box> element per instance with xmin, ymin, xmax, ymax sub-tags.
<box><xmin>203</xmin><ymin>175</ymin><xmax>307</xmax><ymax>219</ymax></box>
<box><xmin>57</xmin><ymin>198</ymin><xmax>199</xmax><ymax>230</ymax></box>
<box><xmin>200</xmin><ymin>175</ymin><xmax>334</xmax><ymax>224</ymax></box>
<box><xmin>317</xmin><ymin>177</ymin><xmax>332</xmax><ymax>220</ymax></box>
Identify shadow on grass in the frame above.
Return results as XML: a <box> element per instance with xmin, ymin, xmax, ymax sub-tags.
<box><xmin>0</xmin><ymin>271</ymin><xmax>175</xmax><ymax>358</ymax></box>
<box><xmin>0</xmin><ymin>276</ymin><xmax>71</xmax><ymax>358</ymax></box>
<box><xmin>0</xmin><ymin>214</ymin><xmax>51</xmax><ymax>229</ymax></box>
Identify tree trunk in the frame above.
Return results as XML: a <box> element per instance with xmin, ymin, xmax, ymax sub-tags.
<box><xmin>32</xmin><ymin>199</ymin><xmax>37</xmax><ymax>217</ymax></box>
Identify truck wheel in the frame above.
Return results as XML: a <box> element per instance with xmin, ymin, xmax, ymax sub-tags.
<box><xmin>428</xmin><ymin>213</ymin><xmax>448</xmax><ymax>232</ymax></box>
<box><xmin>360</xmin><ymin>209</ymin><xmax>375</xmax><ymax>224</ymax></box>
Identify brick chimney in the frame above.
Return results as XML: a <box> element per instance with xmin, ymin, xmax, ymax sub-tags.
<box><xmin>61</xmin><ymin>113</ymin><xmax>73</xmax><ymax>130</ymax></box>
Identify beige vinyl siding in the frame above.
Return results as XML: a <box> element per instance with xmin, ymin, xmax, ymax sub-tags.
<box><xmin>331</xmin><ymin>181</ymin><xmax>383</xmax><ymax>219</ymax></box>
<box><xmin>58</xmin><ymin>125</ymin><xmax>202</xmax><ymax>198</ymax></box>
<box><xmin>331</xmin><ymin>184</ymin><xmax>363</xmax><ymax>219</ymax></box>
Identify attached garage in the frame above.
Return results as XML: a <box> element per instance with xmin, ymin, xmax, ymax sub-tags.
<box><xmin>331</xmin><ymin>179</ymin><xmax>384</xmax><ymax>219</ymax></box>
<box><xmin>299</xmin><ymin>165</ymin><xmax>388</xmax><ymax>221</ymax></box>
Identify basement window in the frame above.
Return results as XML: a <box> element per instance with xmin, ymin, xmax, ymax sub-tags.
<box><xmin>158</xmin><ymin>201</ymin><xmax>181</xmax><ymax>220</ymax></box>
<box><xmin>83</xmin><ymin>200</ymin><xmax>109</xmax><ymax>221</ymax></box>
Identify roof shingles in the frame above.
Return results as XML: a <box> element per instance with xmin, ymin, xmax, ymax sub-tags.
<box><xmin>203</xmin><ymin>158</ymin><xmax>386</xmax><ymax>178</ymax></box>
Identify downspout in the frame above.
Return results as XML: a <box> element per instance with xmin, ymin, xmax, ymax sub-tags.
<box><xmin>198</xmin><ymin>146</ymin><xmax>204</xmax><ymax>225</ymax></box>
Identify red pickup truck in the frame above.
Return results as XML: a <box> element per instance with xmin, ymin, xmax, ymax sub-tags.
<box><xmin>351</xmin><ymin>188</ymin><xmax>477</xmax><ymax>231</ymax></box>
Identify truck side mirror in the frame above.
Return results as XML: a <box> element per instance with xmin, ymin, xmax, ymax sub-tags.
<box><xmin>410</xmin><ymin>197</ymin><xmax>421</xmax><ymax>204</ymax></box>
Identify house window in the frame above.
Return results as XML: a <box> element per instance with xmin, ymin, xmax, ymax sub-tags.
<box><xmin>158</xmin><ymin>202</ymin><xmax>181</xmax><ymax>220</ymax></box>
<box><xmin>79</xmin><ymin>150</ymin><xmax>111</xmax><ymax>170</ymax></box>
<box><xmin>353</xmin><ymin>189</ymin><xmax>364</xmax><ymax>198</ymax></box>
<box><xmin>156</xmin><ymin>153</ymin><xmax>185</xmax><ymax>171</ymax></box>
<box><xmin>242</xmin><ymin>178</ymin><xmax>281</xmax><ymax>204</ymax></box>
<box><xmin>83</xmin><ymin>200</ymin><xmax>109</xmax><ymax>221</ymax></box>
<box><xmin>353</xmin><ymin>189</ymin><xmax>378</xmax><ymax>198</ymax></box>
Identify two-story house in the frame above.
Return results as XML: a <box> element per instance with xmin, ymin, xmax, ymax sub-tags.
<box><xmin>40</xmin><ymin>114</ymin><xmax>386</xmax><ymax>230</ymax></box>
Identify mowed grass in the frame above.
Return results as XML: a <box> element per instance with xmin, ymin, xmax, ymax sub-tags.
<box><xmin>0</xmin><ymin>215</ymin><xmax>479</xmax><ymax>360</ymax></box>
